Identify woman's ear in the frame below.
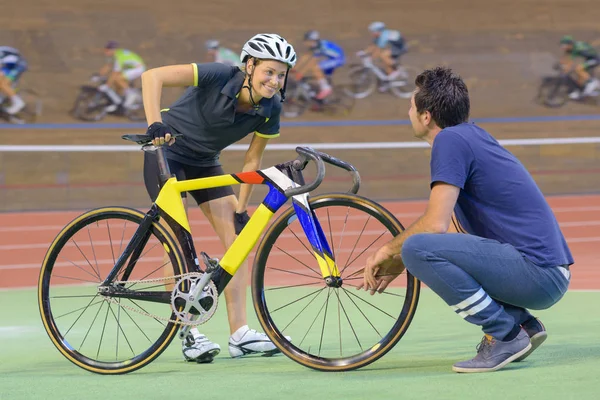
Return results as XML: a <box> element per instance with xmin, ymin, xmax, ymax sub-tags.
<box><xmin>246</xmin><ymin>58</ymin><xmax>254</xmax><ymax>74</ymax></box>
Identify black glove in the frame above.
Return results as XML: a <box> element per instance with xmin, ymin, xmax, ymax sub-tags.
<box><xmin>146</xmin><ymin>122</ymin><xmax>171</xmax><ymax>144</ymax></box>
<box><xmin>234</xmin><ymin>211</ymin><xmax>250</xmax><ymax>235</ymax></box>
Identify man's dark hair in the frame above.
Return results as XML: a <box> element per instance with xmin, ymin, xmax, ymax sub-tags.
<box><xmin>414</xmin><ymin>66</ymin><xmax>470</xmax><ymax>129</ymax></box>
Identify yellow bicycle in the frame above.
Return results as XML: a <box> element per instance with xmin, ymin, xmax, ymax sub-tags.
<box><xmin>38</xmin><ymin>134</ymin><xmax>420</xmax><ymax>374</ymax></box>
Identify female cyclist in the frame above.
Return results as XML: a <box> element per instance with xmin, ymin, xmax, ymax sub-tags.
<box><xmin>140</xmin><ymin>33</ymin><xmax>296</xmax><ymax>363</ymax></box>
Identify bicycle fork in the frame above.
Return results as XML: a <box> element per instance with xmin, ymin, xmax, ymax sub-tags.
<box><xmin>292</xmin><ymin>195</ymin><xmax>342</xmax><ymax>287</ymax></box>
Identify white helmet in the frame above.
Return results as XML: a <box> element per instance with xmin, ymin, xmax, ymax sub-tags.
<box><xmin>205</xmin><ymin>39</ymin><xmax>219</xmax><ymax>50</ymax></box>
<box><xmin>369</xmin><ymin>21</ymin><xmax>386</xmax><ymax>32</ymax></box>
<box><xmin>240</xmin><ymin>33</ymin><xmax>297</xmax><ymax>68</ymax></box>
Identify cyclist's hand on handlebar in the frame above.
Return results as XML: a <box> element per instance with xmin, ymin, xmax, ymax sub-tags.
<box><xmin>146</xmin><ymin>122</ymin><xmax>175</xmax><ymax>146</ymax></box>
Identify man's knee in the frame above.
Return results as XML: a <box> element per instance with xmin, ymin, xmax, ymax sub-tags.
<box><xmin>401</xmin><ymin>233</ymin><xmax>435</xmax><ymax>268</ymax></box>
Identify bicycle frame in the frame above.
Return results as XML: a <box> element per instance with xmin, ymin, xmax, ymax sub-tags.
<box><xmin>100</xmin><ymin>144</ymin><xmax>360</xmax><ymax>305</ymax></box>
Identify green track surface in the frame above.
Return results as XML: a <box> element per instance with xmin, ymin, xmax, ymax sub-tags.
<box><xmin>1</xmin><ymin>288</ymin><xmax>599</xmax><ymax>400</ymax></box>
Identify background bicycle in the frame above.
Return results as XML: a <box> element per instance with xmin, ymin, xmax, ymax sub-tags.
<box><xmin>69</xmin><ymin>76</ymin><xmax>145</xmax><ymax>122</ymax></box>
<box><xmin>0</xmin><ymin>87</ymin><xmax>42</xmax><ymax>124</ymax></box>
<box><xmin>536</xmin><ymin>63</ymin><xmax>600</xmax><ymax>108</ymax></box>
<box><xmin>343</xmin><ymin>52</ymin><xmax>418</xmax><ymax>100</ymax></box>
<box><xmin>282</xmin><ymin>76</ymin><xmax>356</xmax><ymax>118</ymax></box>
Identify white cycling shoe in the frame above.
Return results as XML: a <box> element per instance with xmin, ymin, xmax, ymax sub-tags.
<box><xmin>182</xmin><ymin>329</ymin><xmax>221</xmax><ymax>363</ymax></box>
<box><xmin>228</xmin><ymin>325</ymin><xmax>289</xmax><ymax>358</ymax></box>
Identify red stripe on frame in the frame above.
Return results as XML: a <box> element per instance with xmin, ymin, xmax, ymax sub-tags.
<box><xmin>235</xmin><ymin>171</ymin><xmax>265</xmax><ymax>184</ymax></box>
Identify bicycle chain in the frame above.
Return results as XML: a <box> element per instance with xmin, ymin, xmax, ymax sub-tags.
<box><xmin>101</xmin><ymin>272</ymin><xmax>217</xmax><ymax>326</ymax></box>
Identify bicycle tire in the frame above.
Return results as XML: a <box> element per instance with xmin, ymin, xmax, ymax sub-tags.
<box><xmin>389</xmin><ymin>66</ymin><xmax>418</xmax><ymax>99</ymax></box>
<box><xmin>342</xmin><ymin>67</ymin><xmax>378</xmax><ymax>99</ymax></box>
<box><xmin>282</xmin><ymin>79</ymin><xmax>311</xmax><ymax>118</ymax></box>
<box><xmin>537</xmin><ymin>77</ymin><xmax>570</xmax><ymax>108</ymax></box>
<box><xmin>71</xmin><ymin>88</ymin><xmax>109</xmax><ymax>121</ymax></box>
<box><xmin>39</xmin><ymin>206</ymin><xmax>185</xmax><ymax>374</ymax></box>
<box><xmin>252</xmin><ymin>193</ymin><xmax>420</xmax><ymax>372</ymax></box>
<box><xmin>323</xmin><ymin>86</ymin><xmax>355</xmax><ymax>116</ymax></box>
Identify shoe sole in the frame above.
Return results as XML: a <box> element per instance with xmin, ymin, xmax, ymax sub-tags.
<box><xmin>184</xmin><ymin>348</ymin><xmax>220</xmax><ymax>364</ymax></box>
<box><xmin>228</xmin><ymin>346</ymin><xmax>282</xmax><ymax>358</ymax></box>
<box><xmin>514</xmin><ymin>331</ymin><xmax>547</xmax><ymax>362</ymax></box>
<box><xmin>452</xmin><ymin>342</ymin><xmax>532</xmax><ymax>373</ymax></box>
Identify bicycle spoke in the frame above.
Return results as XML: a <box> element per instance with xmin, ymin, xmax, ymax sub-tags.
<box><xmin>70</xmin><ymin>239</ymin><xmax>102</xmax><ymax>281</ymax></box>
<box><xmin>342</xmin><ymin>230</ymin><xmax>388</xmax><ymax>275</ymax></box>
<box><xmin>342</xmin><ymin>288</ymin><xmax>397</xmax><ymax>319</ymax></box>
<box><xmin>52</xmin><ymin>275</ymin><xmax>99</xmax><ymax>284</ymax></box>
<box><xmin>326</xmin><ymin>209</ymin><xmax>336</xmax><ymax>260</ymax></box>
<box><xmin>279</xmin><ymin>288</ymin><xmax>326</xmax><ymax>332</ymax></box>
<box><xmin>118</xmin><ymin>220</ymin><xmax>127</xmax><ymax>256</ymax></box>
<box><xmin>265</xmin><ymin>281</ymin><xmax>323</xmax><ymax>291</ymax></box>
<box><xmin>288</xmin><ymin>226</ymin><xmax>319</xmax><ymax>261</ymax></box>
<box><xmin>79</xmin><ymin>300</ymin><xmax>106</xmax><ymax>350</ymax></box>
<box><xmin>274</xmin><ymin>245</ymin><xmax>321</xmax><ymax>277</ymax></box>
<box><xmin>51</xmin><ymin>294</ymin><xmax>99</xmax><ymax>299</ymax></box>
<box><xmin>334</xmin><ymin>289</ymin><xmax>364</xmax><ymax>351</ymax></box>
<box><xmin>55</xmin><ymin>299</ymin><xmax>105</xmax><ymax>320</ymax></box>
<box><xmin>108</xmin><ymin>301</ymin><xmax>135</xmax><ymax>359</ymax></box>
<box><xmin>268</xmin><ymin>267</ymin><xmax>324</xmax><ymax>281</ymax></box>
<box><xmin>63</xmin><ymin>294</ymin><xmax>100</xmax><ymax>337</ymax></box>
<box><xmin>298</xmin><ymin>293</ymin><xmax>329</xmax><ymax>347</ymax></box>
<box><xmin>96</xmin><ymin>301</ymin><xmax>112</xmax><ymax>359</ymax></box>
<box><xmin>335</xmin><ymin>207</ymin><xmax>351</xmax><ymax>262</ymax></box>
<box><xmin>119</xmin><ymin>306</ymin><xmax>153</xmax><ymax>343</ymax></box>
<box><xmin>341</xmin><ymin>288</ymin><xmax>382</xmax><ymax>337</ymax></box>
<box><xmin>127</xmin><ymin>299</ymin><xmax>167</xmax><ymax>327</ymax></box>
<box><xmin>61</xmin><ymin>254</ymin><xmax>102</xmax><ymax>283</ymax></box>
<box><xmin>87</xmin><ymin>225</ymin><xmax>101</xmax><ymax>281</ymax></box>
<box><xmin>318</xmin><ymin>288</ymin><xmax>332</xmax><ymax>357</ymax></box>
<box><xmin>107</xmin><ymin>220</ymin><xmax>116</xmax><ymax>266</ymax></box>
<box><xmin>343</xmin><ymin>281</ymin><xmax>405</xmax><ymax>298</ymax></box>
<box><xmin>343</xmin><ymin>216</ymin><xmax>370</xmax><ymax>273</ymax></box>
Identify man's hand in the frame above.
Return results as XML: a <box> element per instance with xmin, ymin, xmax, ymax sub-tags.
<box><xmin>358</xmin><ymin>245</ymin><xmax>405</xmax><ymax>295</ymax></box>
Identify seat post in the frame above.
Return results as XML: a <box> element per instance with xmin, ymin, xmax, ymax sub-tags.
<box><xmin>155</xmin><ymin>146</ymin><xmax>172</xmax><ymax>187</ymax></box>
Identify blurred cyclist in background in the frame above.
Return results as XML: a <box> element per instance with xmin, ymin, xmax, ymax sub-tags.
<box><xmin>293</xmin><ymin>30</ymin><xmax>345</xmax><ymax>99</ymax></box>
<box><xmin>0</xmin><ymin>46</ymin><xmax>28</xmax><ymax>115</ymax></box>
<box><xmin>95</xmin><ymin>41</ymin><xmax>146</xmax><ymax>112</ymax></box>
<box><xmin>559</xmin><ymin>35</ymin><xmax>600</xmax><ymax>99</ymax></box>
<box><xmin>361</xmin><ymin>21</ymin><xmax>407</xmax><ymax>80</ymax></box>
<box><xmin>205</xmin><ymin>40</ymin><xmax>242</xmax><ymax>68</ymax></box>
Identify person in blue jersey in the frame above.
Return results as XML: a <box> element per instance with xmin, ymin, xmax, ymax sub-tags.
<box><xmin>293</xmin><ymin>30</ymin><xmax>345</xmax><ymax>99</ymax></box>
<box><xmin>360</xmin><ymin>66</ymin><xmax>573</xmax><ymax>373</ymax></box>
<box><xmin>362</xmin><ymin>21</ymin><xmax>407</xmax><ymax>80</ymax></box>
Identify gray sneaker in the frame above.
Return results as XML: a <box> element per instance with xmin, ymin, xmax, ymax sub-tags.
<box><xmin>514</xmin><ymin>318</ymin><xmax>547</xmax><ymax>362</ymax></box>
<box><xmin>452</xmin><ymin>329</ymin><xmax>531</xmax><ymax>373</ymax></box>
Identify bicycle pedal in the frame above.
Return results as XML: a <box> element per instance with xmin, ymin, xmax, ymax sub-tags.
<box><xmin>200</xmin><ymin>251</ymin><xmax>220</xmax><ymax>272</ymax></box>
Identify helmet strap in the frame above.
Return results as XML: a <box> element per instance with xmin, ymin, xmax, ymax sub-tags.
<box><xmin>242</xmin><ymin>59</ymin><xmax>260</xmax><ymax>109</ymax></box>
<box><xmin>280</xmin><ymin>68</ymin><xmax>290</xmax><ymax>102</ymax></box>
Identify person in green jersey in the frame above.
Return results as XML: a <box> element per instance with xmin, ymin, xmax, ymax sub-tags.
<box><xmin>95</xmin><ymin>40</ymin><xmax>146</xmax><ymax>112</ymax></box>
<box><xmin>559</xmin><ymin>36</ymin><xmax>600</xmax><ymax>99</ymax></box>
<box><xmin>205</xmin><ymin>40</ymin><xmax>242</xmax><ymax>68</ymax></box>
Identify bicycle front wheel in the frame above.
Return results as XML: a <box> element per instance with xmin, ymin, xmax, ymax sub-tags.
<box><xmin>38</xmin><ymin>206</ymin><xmax>185</xmax><ymax>374</ymax></box>
<box><xmin>252</xmin><ymin>193</ymin><xmax>420</xmax><ymax>372</ymax></box>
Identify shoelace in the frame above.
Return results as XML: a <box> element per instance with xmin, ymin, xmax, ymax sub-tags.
<box><xmin>475</xmin><ymin>335</ymin><xmax>495</xmax><ymax>356</ymax></box>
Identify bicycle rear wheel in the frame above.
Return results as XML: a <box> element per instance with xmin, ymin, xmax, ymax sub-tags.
<box><xmin>252</xmin><ymin>193</ymin><xmax>420</xmax><ymax>371</ymax></box>
<box><xmin>38</xmin><ymin>206</ymin><xmax>185</xmax><ymax>374</ymax></box>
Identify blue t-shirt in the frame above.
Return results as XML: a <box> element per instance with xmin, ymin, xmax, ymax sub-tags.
<box><xmin>430</xmin><ymin>123</ymin><xmax>573</xmax><ymax>268</ymax></box>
